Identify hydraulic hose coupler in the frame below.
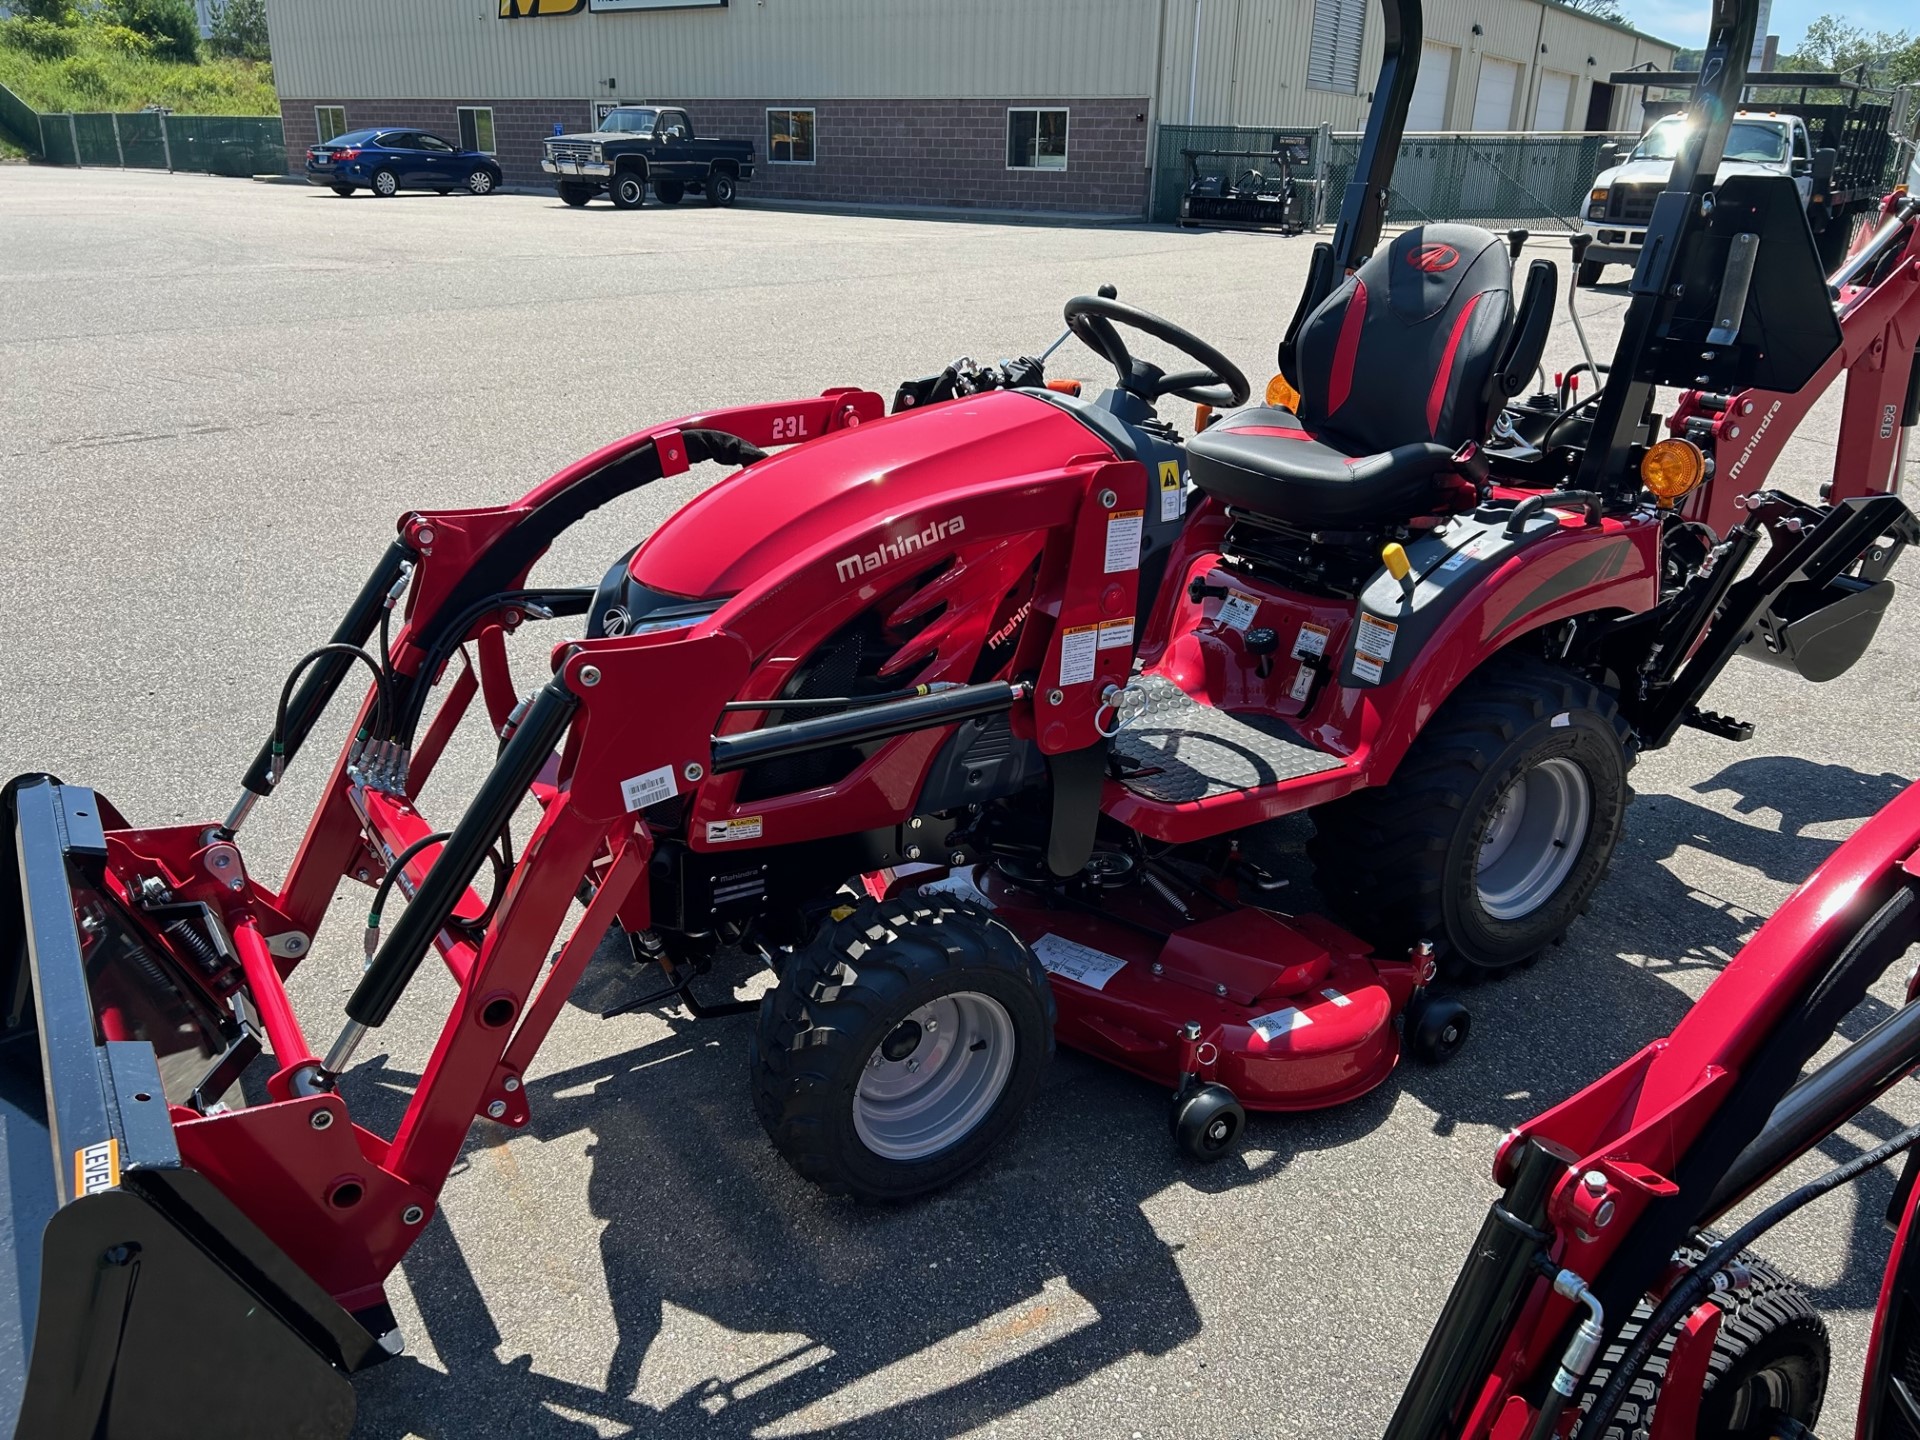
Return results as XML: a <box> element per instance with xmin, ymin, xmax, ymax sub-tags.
<box><xmin>1548</xmin><ymin>1268</ymin><xmax>1606</xmax><ymax>1398</ymax></box>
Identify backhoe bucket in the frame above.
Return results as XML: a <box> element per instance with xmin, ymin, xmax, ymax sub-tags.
<box><xmin>1</xmin><ymin>776</ymin><xmax>369</xmax><ymax>1440</ymax></box>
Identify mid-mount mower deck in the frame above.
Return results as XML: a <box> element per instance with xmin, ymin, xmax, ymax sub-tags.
<box><xmin>4</xmin><ymin>0</ymin><xmax>1918</xmax><ymax>1428</ymax></box>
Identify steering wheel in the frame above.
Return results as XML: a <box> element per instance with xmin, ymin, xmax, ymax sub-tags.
<box><xmin>1063</xmin><ymin>292</ymin><xmax>1251</xmax><ymax>409</ymax></box>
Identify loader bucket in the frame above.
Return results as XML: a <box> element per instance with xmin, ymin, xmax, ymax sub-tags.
<box><xmin>1</xmin><ymin>776</ymin><xmax>373</xmax><ymax>1440</ymax></box>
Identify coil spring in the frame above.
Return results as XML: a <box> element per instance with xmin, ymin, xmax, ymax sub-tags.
<box><xmin>162</xmin><ymin>917</ymin><xmax>227</xmax><ymax>979</ymax></box>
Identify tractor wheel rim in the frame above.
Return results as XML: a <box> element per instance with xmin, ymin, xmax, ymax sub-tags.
<box><xmin>1476</xmin><ymin>757</ymin><xmax>1591</xmax><ymax>921</ymax></box>
<box><xmin>852</xmin><ymin>991</ymin><xmax>1015</xmax><ymax>1161</ymax></box>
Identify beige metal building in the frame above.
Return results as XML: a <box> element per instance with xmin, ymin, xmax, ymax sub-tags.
<box><xmin>266</xmin><ymin>0</ymin><xmax>1675</xmax><ymax>215</ymax></box>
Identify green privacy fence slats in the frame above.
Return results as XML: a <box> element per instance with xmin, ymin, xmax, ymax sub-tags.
<box><xmin>7</xmin><ymin>88</ymin><xmax>282</xmax><ymax>176</ymax></box>
<box><xmin>0</xmin><ymin>83</ymin><xmax>41</xmax><ymax>156</ymax></box>
<box><xmin>1153</xmin><ymin>127</ymin><xmax>1633</xmax><ymax>229</ymax></box>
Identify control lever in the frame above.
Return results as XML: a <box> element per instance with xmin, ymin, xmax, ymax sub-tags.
<box><xmin>1507</xmin><ymin>228</ymin><xmax>1529</xmax><ymax>261</ymax></box>
<box><xmin>1038</xmin><ymin>283</ymin><xmax>1121</xmax><ymax>365</ymax></box>
<box><xmin>1565</xmin><ymin>233</ymin><xmax>1603</xmax><ymax>389</ymax></box>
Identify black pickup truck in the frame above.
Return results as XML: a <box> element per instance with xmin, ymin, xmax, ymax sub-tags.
<box><xmin>542</xmin><ymin>105</ymin><xmax>756</xmax><ymax>210</ymax></box>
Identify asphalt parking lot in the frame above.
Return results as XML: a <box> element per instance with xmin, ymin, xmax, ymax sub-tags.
<box><xmin>4</xmin><ymin>166</ymin><xmax>1918</xmax><ymax>1440</ymax></box>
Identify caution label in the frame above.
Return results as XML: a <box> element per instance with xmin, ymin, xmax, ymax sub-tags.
<box><xmin>1291</xmin><ymin>622</ymin><xmax>1330</xmax><ymax>660</ymax></box>
<box><xmin>705</xmin><ymin>816</ymin><xmax>764</xmax><ymax>844</ymax></box>
<box><xmin>1217</xmin><ymin>590</ymin><xmax>1260</xmax><ymax>631</ymax></box>
<box><xmin>1058</xmin><ymin>623</ymin><xmax>1099</xmax><ymax>685</ymax></box>
<box><xmin>1159</xmin><ymin>461</ymin><xmax>1185</xmax><ymax>523</ymax></box>
<box><xmin>1352</xmin><ymin>614</ymin><xmax>1398</xmax><ymax>685</ymax></box>
<box><xmin>1097</xmin><ymin>617</ymin><xmax>1135</xmax><ymax>651</ymax></box>
<box><xmin>1103</xmin><ymin>511</ymin><xmax>1144</xmax><ymax>573</ymax></box>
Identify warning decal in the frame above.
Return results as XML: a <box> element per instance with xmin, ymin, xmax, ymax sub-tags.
<box><xmin>1291</xmin><ymin>622</ymin><xmax>1330</xmax><ymax>660</ymax></box>
<box><xmin>1097</xmin><ymin>617</ymin><xmax>1135</xmax><ymax>651</ymax></box>
<box><xmin>1031</xmin><ymin>934</ymin><xmax>1128</xmax><ymax>990</ymax></box>
<box><xmin>1104</xmin><ymin>511</ymin><xmax>1144</xmax><ymax>572</ymax></box>
<box><xmin>705</xmin><ymin>816</ymin><xmax>764</xmax><ymax>844</ymax></box>
<box><xmin>1058</xmin><ymin>624</ymin><xmax>1099</xmax><ymax>685</ymax></box>
<box><xmin>1159</xmin><ymin>461</ymin><xmax>1185</xmax><ymax>522</ymax></box>
<box><xmin>1218</xmin><ymin>591</ymin><xmax>1260</xmax><ymax>632</ymax></box>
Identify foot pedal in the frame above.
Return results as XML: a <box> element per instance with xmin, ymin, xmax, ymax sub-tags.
<box><xmin>1683</xmin><ymin>706</ymin><xmax>1754</xmax><ymax>742</ymax></box>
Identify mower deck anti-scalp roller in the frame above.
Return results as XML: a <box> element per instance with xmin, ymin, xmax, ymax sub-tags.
<box><xmin>5</xmin><ymin>0</ymin><xmax>1918</xmax><ymax>1428</ymax></box>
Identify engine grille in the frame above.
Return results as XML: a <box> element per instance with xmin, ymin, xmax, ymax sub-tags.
<box><xmin>1605</xmin><ymin>185</ymin><xmax>1659</xmax><ymax>225</ymax></box>
<box><xmin>547</xmin><ymin>140</ymin><xmax>598</xmax><ymax>164</ymax></box>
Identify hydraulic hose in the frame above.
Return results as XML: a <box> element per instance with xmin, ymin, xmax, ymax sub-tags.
<box><xmin>1572</xmin><ymin>1116</ymin><xmax>1920</xmax><ymax>1439</ymax></box>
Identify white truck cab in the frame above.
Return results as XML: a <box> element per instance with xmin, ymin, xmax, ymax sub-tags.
<box><xmin>1577</xmin><ymin>111</ymin><xmax>1814</xmax><ymax>285</ymax></box>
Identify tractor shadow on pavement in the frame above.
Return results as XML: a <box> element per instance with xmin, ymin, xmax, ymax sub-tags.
<box><xmin>347</xmin><ymin>755</ymin><xmax>1909</xmax><ymax>1437</ymax></box>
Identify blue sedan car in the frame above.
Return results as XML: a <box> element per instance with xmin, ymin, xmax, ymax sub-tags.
<box><xmin>306</xmin><ymin>128</ymin><xmax>504</xmax><ymax>198</ymax></box>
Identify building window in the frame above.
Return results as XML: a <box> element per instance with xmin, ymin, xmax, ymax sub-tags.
<box><xmin>1306</xmin><ymin>0</ymin><xmax>1366</xmax><ymax>94</ymax></box>
<box><xmin>1007</xmin><ymin>108</ymin><xmax>1068</xmax><ymax>171</ymax></box>
<box><xmin>458</xmin><ymin>106</ymin><xmax>496</xmax><ymax>155</ymax></box>
<box><xmin>315</xmin><ymin>105</ymin><xmax>347</xmax><ymax>143</ymax></box>
<box><xmin>767</xmin><ymin>107</ymin><xmax>815</xmax><ymax>165</ymax></box>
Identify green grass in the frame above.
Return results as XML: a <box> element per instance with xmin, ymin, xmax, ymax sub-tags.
<box><xmin>0</xmin><ymin>22</ymin><xmax>275</xmax><ymax>117</ymax></box>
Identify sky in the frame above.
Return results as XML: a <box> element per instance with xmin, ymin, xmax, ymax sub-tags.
<box><xmin>1620</xmin><ymin>0</ymin><xmax>1909</xmax><ymax>52</ymax></box>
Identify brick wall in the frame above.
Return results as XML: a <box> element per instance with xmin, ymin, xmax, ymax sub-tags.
<box><xmin>282</xmin><ymin>96</ymin><xmax>1151</xmax><ymax>216</ymax></box>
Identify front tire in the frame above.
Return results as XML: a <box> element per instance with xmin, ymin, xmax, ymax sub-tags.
<box><xmin>466</xmin><ymin>168</ymin><xmax>496</xmax><ymax>196</ymax></box>
<box><xmin>370</xmin><ymin>167</ymin><xmax>399</xmax><ymax>198</ymax></box>
<box><xmin>1581</xmin><ymin>1241</ymin><xmax>1829</xmax><ymax>1439</ymax></box>
<box><xmin>705</xmin><ymin>169</ymin><xmax>737</xmax><ymax>207</ymax></box>
<box><xmin>1308</xmin><ymin>654</ymin><xmax>1631</xmax><ymax>975</ymax></box>
<box><xmin>749</xmin><ymin>897</ymin><xmax>1054</xmax><ymax>1202</ymax></box>
<box><xmin>608</xmin><ymin>170</ymin><xmax>648</xmax><ymax>209</ymax></box>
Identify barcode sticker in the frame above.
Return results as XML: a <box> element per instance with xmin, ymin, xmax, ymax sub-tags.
<box><xmin>1104</xmin><ymin>511</ymin><xmax>1144</xmax><ymax>573</ymax></box>
<box><xmin>1249</xmin><ymin>1006</ymin><xmax>1312</xmax><ymax>1041</ymax></box>
<box><xmin>1218</xmin><ymin>591</ymin><xmax>1260</xmax><ymax>631</ymax></box>
<box><xmin>1058</xmin><ymin>624</ymin><xmax>1099</xmax><ymax>685</ymax></box>
<box><xmin>621</xmin><ymin>764</ymin><xmax>679</xmax><ymax>812</ymax></box>
<box><xmin>1098</xmin><ymin>617</ymin><xmax>1135</xmax><ymax>651</ymax></box>
<box><xmin>1159</xmin><ymin>461</ymin><xmax>1185</xmax><ymax>523</ymax></box>
<box><xmin>1031</xmin><ymin>934</ymin><xmax>1128</xmax><ymax>990</ymax></box>
<box><xmin>1321</xmin><ymin>987</ymin><xmax>1352</xmax><ymax>1008</ymax></box>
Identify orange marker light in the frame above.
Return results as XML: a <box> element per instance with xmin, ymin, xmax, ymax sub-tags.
<box><xmin>1641</xmin><ymin>438</ymin><xmax>1707</xmax><ymax>506</ymax></box>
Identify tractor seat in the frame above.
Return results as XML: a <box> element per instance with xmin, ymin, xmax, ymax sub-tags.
<box><xmin>1189</xmin><ymin>223</ymin><xmax>1556</xmax><ymax>530</ymax></box>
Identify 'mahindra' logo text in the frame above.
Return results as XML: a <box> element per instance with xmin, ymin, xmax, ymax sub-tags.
<box><xmin>835</xmin><ymin>516</ymin><xmax>966</xmax><ymax>582</ymax></box>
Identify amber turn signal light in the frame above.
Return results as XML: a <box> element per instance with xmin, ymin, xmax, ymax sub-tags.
<box><xmin>1266</xmin><ymin>373</ymin><xmax>1302</xmax><ymax>412</ymax></box>
<box><xmin>1640</xmin><ymin>438</ymin><xmax>1707</xmax><ymax>506</ymax></box>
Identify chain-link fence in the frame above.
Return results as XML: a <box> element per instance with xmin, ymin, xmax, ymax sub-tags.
<box><xmin>5</xmin><ymin>84</ymin><xmax>283</xmax><ymax>177</ymax></box>
<box><xmin>1154</xmin><ymin>126</ymin><xmax>1633</xmax><ymax>231</ymax></box>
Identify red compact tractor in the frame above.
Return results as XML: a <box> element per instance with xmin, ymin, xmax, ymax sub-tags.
<box><xmin>2</xmin><ymin>0</ymin><xmax>1916</xmax><ymax>1429</ymax></box>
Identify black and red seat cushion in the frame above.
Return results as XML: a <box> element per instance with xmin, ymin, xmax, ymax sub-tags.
<box><xmin>1188</xmin><ymin>224</ymin><xmax>1518</xmax><ymax>528</ymax></box>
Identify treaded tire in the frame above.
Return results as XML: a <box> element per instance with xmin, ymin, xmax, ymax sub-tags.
<box><xmin>705</xmin><ymin>169</ymin><xmax>737</xmax><ymax>206</ymax></box>
<box><xmin>557</xmin><ymin>183</ymin><xmax>594</xmax><ymax>207</ymax></box>
<box><xmin>1308</xmin><ymin>654</ymin><xmax>1631</xmax><ymax>975</ymax></box>
<box><xmin>1579</xmin><ymin>1239</ymin><xmax>1829</xmax><ymax>1439</ymax></box>
<box><xmin>1577</xmin><ymin>260</ymin><xmax>1606</xmax><ymax>287</ymax></box>
<box><xmin>609</xmin><ymin>170</ymin><xmax>647</xmax><ymax>209</ymax></box>
<box><xmin>330</xmin><ymin>184</ymin><xmax>354</xmax><ymax>197</ymax></box>
<box><xmin>749</xmin><ymin>897</ymin><xmax>1055</xmax><ymax>1202</ymax></box>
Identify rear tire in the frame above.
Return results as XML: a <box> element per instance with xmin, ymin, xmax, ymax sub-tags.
<box><xmin>1580</xmin><ymin>1241</ymin><xmax>1829</xmax><ymax>1439</ymax></box>
<box><xmin>608</xmin><ymin>170</ymin><xmax>647</xmax><ymax>209</ymax></box>
<box><xmin>1577</xmin><ymin>259</ymin><xmax>1606</xmax><ymax>287</ymax></box>
<box><xmin>370</xmin><ymin>167</ymin><xmax>398</xmax><ymax>198</ymax></box>
<box><xmin>653</xmin><ymin>177</ymin><xmax>684</xmax><ymax>205</ymax></box>
<box><xmin>1308</xmin><ymin>654</ymin><xmax>1631</xmax><ymax>975</ymax></box>
<box><xmin>749</xmin><ymin>898</ymin><xmax>1054</xmax><ymax>1202</ymax></box>
<box><xmin>466</xmin><ymin>168</ymin><xmax>496</xmax><ymax>196</ymax></box>
<box><xmin>557</xmin><ymin>183</ymin><xmax>594</xmax><ymax>207</ymax></box>
<box><xmin>705</xmin><ymin>169</ymin><xmax>737</xmax><ymax>207</ymax></box>
<box><xmin>330</xmin><ymin>184</ymin><xmax>354</xmax><ymax>197</ymax></box>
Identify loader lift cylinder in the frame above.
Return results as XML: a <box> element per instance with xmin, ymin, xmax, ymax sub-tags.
<box><xmin>337</xmin><ymin>676</ymin><xmax>579</xmax><ymax>1047</ymax></box>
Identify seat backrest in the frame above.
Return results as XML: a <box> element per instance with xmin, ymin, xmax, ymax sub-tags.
<box><xmin>1293</xmin><ymin>224</ymin><xmax>1517</xmax><ymax>455</ymax></box>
